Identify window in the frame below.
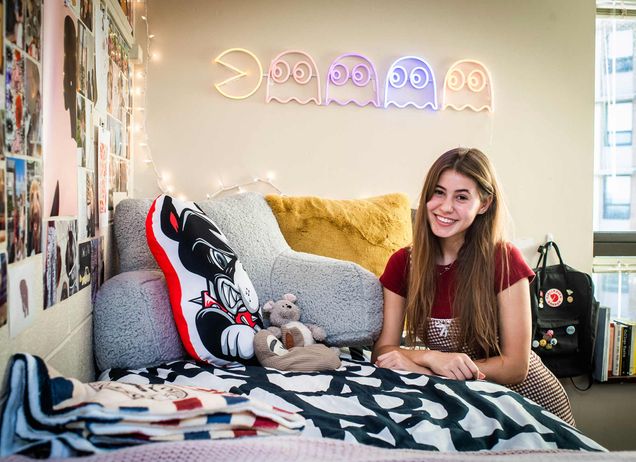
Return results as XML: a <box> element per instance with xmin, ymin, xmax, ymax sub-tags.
<box><xmin>594</xmin><ymin>11</ymin><xmax>636</xmax><ymax>319</ymax></box>
<box><xmin>605</xmin><ymin>101</ymin><xmax>633</xmax><ymax>145</ymax></box>
<box><xmin>606</xmin><ymin>29</ymin><xmax>634</xmax><ymax>72</ymax></box>
<box><xmin>603</xmin><ymin>175</ymin><xmax>631</xmax><ymax>219</ymax></box>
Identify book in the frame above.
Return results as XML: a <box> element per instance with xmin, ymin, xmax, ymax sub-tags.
<box><xmin>616</xmin><ymin>319</ymin><xmax>636</xmax><ymax>376</ymax></box>
<box><xmin>633</xmin><ymin>333</ymin><xmax>636</xmax><ymax>376</ymax></box>
<box><xmin>608</xmin><ymin>322</ymin><xmax>615</xmax><ymax>376</ymax></box>
<box><xmin>621</xmin><ymin>324</ymin><xmax>631</xmax><ymax>376</ymax></box>
<box><xmin>612</xmin><ymin>322</ymin><xmax>623</xmax><ymax>377</ymax></box>
<box><xmin>593</xmin><ymin>307</ymin><xmax>610</xmax><ymax>382</ymax></box>
<box><xmin>633</xmin><ymin>328</ymin><xmax>636</xmax><ymax>376</ymax></box>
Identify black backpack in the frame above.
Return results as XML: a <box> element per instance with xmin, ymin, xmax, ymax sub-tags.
<box><xmin>530</xmin><ymin>241</ymin><xmax>600</xmax><ymax>379</ymax></box>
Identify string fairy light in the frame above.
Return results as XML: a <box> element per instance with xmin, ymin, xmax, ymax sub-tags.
<box><xmin>132</xmin><ymin>1</ymin><xmax>282</xmax><ymax>202</ymax></box>
<box><xmin>206</xmin><ymin>176</ymin><xmax>282</xmax><ymax>200</ymax></box>
<box><xmin>132</xmin><ymin>0</ymin><xmax>172</xmax><ymax>196</ymax></box>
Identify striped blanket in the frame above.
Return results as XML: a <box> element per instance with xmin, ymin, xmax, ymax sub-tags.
<box><xmin>0</xmin><ymin>354</ymin><xmax>304</xmax><ymax>458</ymax></box>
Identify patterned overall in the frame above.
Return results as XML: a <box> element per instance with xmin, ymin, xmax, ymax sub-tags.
<box><xmin>426</xmin><ymin>317</ymin><xmax>576</xmax><ymax>426</ymax></box>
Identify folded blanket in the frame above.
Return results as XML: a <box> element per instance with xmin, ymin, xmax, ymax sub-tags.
<box><xmin>0</xmin><ymin>354</ymin><xmax>305</xmax><ymax>458</ymax></box>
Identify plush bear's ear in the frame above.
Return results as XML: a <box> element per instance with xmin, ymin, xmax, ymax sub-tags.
<box><xmin>262</xmin><ymin>301</ymin><xmax>275</xmax><ymax>312</ymax></box>
<box><xmin>283</xmin><ymin>293</ymin><xmax>297</xmax><ymax>302</ymax></box>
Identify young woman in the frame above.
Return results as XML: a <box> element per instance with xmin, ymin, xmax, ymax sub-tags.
<box><xmin>372</xmin><ymin>148</ymin><xmax>575</xmax><ymax>426</ymax></box>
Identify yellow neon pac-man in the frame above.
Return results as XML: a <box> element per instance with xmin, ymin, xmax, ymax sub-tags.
<box><xmin>214</xmin><ymin>48</ymin><xmax>263</xmax><ymax>100</ymax></box>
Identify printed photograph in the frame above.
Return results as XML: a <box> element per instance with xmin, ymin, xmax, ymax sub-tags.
<box><xmin>42</xmin><ymin>219</ymin><xmax>79</xmax><ymax>308</ymax></box>
<box><xmin>78</xmin><ymin>21</ymin><xmax>96</xmax><ymax>101</ymax></box>
<box><xmin>90</xmin><ymin>237</ymin><xmax>98</xmax><ymax>304</ymax></box>
<box><xmin>124</xmin><ymin>111</ymin><xmax>130</xmax><ymax>159</ymax></box>
<box><xmin>67</xmin><ymin>0</ymin><xmax>79</xmax><ymax>16</ymax></box>
<box><xmin>107</xmin><ymin>60</ymin><xmax>121</xmax><ymax>119</ymax></box>
<box><xmin>75</xmin><ymin>92</ymin><xmax>86</xmax><ymax>155</ymax></box>
<box><xmin>55</xmin><ymin>219</ymin><xmax>78</xmax><ymax>303</ymax></box>
<box><xmin>43</xmin><ymin>220</ymin><xmax>56</xmax><ymax>309</ymax></box>
<box><xmin>0</xmin><ymin>253</ymin><xmax>7</xmax><ymax>329</ymax></box>
<box><xmin>78</xmin><ymin>240</ymin><xmax>90</xmax><ymax>290</ymax></box>
<box><xmin>26</xmin><ymin>159</ymin><xmax>41</xmax><ymax>256</ymax></box>
<box><xmin>87</xmin><ymin>122</ymin><xmax>97</xmax><ymax>171</ymax></box>
<box><xmin>108</xmin><ymin>155</ymin><xmax>118</xmax><ymax>219</ymax></box>
<box><xmin>25</xmin><ymin>0</ymin><xmax>41</xmax><ymax>61</ymax></box>
<box><xmin>119</xmin><ymin>69</ymin><xmax>128</xmax><ymax>120</ymax></box>
<box><xmin>119</xmin><ymin>158</ymin><xmax>128</xmax><ymax>193</ymax></box>
<box><xmin>107</xmin><ymin>114</ymin><xmax>123</xmax><ymax>157</ymax></box>
<box><xmin>79</xmin><ymin>0</ymin><xmax>92</xmax><ymax>31</ymax></box>
<box><xmin>24</xmin><ymin>56</ymin><xmax>42</xmax><ymax>157</ymax></box>
<box><xmin>107</xmin><ymin>23</ymin><xmax>117</xmax><ymax>67</ymax></box>
<box><xmin>77</xmin><ymin>97</ymin><xmax>93</xmax><ymax>168</ymax></box>
<box><xmin>0</xmin><ymin>0</ymin><xmax>5</xmax><ymax>72</ymax></box>
<box><xmin>0</xmin><ymin>167</ymin><xmax>6</xmax><ymax>246</ymax></box>
<box><xmin>86</xmin><ymin>170</ymin><xmax>96</xmax><ymax>237</ymax></box>
<box><xmin>56</xmin><ymin>220</ymin><xmax>79</xmax><ymax>302</ymax></box>
<box><xmin>0</xmin><ymin>109</ymin><xmax>5</xmax><ymax>160</ymax></box>
<box><xmin>93</xmin><ymin>0</ymin><xmax>107</xmax><ymax>116</ymax></box>
<box><xmin>119</xmin><ymin>0</ymin><xmax>132</xmax><ymax>27</ymax></box>
<box><xmin>77</xmin><ymin>168</ymin><xmax>95</xmax><ymax>240</ymax></box>
<box><xmin>5</xmin><ymin>0</ymin><xmax>25</xmax><ymax>49</ymax></box>
<box><xmin>98</xmin><ymin>235</ymin><xmax>104</xmax><ymax>286</ymax></box>
<box><xmin>6</xmin><ymin>157</ymin><xmax>27</xmax><ymax>264</ymax></box>
<box><xmin>5</xmin><ymin>45</ymin><xmax>24</xmax><ymax>156</ymax></box>
<box><xmin>9</xmin><ymin>258</ymin><xmax>38</xmax><ymax>338</ymax></box>
<box><xmin>97</xmin><ymin>126</ymin><xmax>109</xmax><ymax>214</ymax></box>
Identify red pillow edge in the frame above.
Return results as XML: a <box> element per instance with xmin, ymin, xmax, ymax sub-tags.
<box><xmin>145</xmin><ymin>195</ymin><xmax>200</xmax><ymax>361</ymax></box>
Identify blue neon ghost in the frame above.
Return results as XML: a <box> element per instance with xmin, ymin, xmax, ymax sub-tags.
<box><xmin>384</xmin><ymin>56</ymin><xmax>437</xmax><ymax>110</ymax></box>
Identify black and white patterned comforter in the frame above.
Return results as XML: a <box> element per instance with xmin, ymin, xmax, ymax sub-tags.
<box><xmin>102</xmin><ymin>351</ymin><xmax>605</xmax><ymax>452</ymax></box>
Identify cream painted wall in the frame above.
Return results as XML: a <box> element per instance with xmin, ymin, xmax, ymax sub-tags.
<box><xmin>137</xmin><ymin>0</ymin><xmax>594</xmax><ymax>270</ymax></box>
<box><xmin>0</xmin><ymin>272</ymin><xmax>95</xmax><ymax>384</ymax></box>
<box><xmin>135</xmin><ymin>0</ymin><xmax>636</xmax><ymax>452</ymax></box>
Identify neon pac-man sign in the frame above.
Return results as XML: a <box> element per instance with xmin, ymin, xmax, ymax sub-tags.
<box><xmin>214</xmin><ymin>48</ymin><xmax>263</xmax><ymax>100</ymax></box>
<box><xmin>213</xmin><ymin>48</ymin><xmax>494</xmax><ymax>112</ymax></box>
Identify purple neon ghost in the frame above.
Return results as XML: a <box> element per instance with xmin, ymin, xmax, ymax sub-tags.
<box><xmin>324</xmin><ymin>53</ymin><xmax>380</xmax><ymax>107</ymax></box>
<box><xmin>384</xmin><ymin>56</ymin><xmax>437</xmax><ymax>110</ymax></box>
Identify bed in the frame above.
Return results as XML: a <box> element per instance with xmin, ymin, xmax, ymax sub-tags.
<box><xmin>26</xmin><ymin>192</ymin><xmax>627</xmax><ymax>459</ymax></box>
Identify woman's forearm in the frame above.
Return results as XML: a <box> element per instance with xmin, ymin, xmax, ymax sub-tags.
<box><xmin>371</xmin><ymin>344</ymin><xmax>399</xmax><ymax>363</ymax></box>
<box><xmin>476</xmin><ymin>354</ymin><xmax>529</xmax><ymax>385</ymax></box>
<box><xmin>372</xmin><ymin>345</ymin><xmax>427</xmax><ymax>364</ymax></box>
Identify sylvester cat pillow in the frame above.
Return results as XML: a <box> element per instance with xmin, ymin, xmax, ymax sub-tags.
<box><xmin>146</xmin><ymin>194</ymin><xmax>263</xmax><ymax>366</ymax></box>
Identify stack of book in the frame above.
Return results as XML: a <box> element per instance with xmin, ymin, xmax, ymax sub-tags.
<box><xmin>593</xmin><ymin>306</ymin><xmax>636</xmax><ymax>381</ymax></box>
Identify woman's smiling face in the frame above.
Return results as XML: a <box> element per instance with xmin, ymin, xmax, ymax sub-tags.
<box><xmin>426</xmin><ymin>169</ymin><xmax>489</xmax><ymax>242</ymax></box>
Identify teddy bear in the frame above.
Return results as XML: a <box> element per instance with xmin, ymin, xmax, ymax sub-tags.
<box><xmin>261</xmin><ymin>293</ymin><xmax>326</xmax><ymax>349</ymax></box>
<box><xmin>253</xmin><ymin>329</ymin><xmax>341</xmax><ymax>372</ymax></box>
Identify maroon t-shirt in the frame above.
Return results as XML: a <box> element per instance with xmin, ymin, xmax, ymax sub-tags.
<box><xmin>379</xmin><ymin>244</ymin><xmax>535</xmax><ymax>319</ymax></box>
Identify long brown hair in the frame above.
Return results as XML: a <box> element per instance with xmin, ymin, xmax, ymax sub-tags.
<box><xmin>405</xmin><ymin>148</ymin><xmax>508</xmax><ymax>358</ymax></box>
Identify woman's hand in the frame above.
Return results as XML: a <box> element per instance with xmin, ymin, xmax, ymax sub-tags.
<box><xmin>375</xmin><ymin>350</ymin><xmax>433</xmax><ymax>375</ymax></box>
<box><xmin>423</xmin><ymin>350</ymin><xmax>485</xmax><ymax>381</ymax></box>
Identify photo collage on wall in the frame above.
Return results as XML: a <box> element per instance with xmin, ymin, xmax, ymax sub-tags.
<box><xmin>2</xmin><ymin>0</ymin><xmax>43</xmax><ymax>337</ymax></box>
<box><xmin>43</xmin><ymin>0</ymin><xmax>130</xmax><ymax>311</ymax></box>
<box><xmin>0</xmin><ymin>0</ymin><xmax>133</xmax><ymax>337</ymax></box>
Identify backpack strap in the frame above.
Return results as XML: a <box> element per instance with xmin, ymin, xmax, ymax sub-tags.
<box><xmin>536</xmin><ymin>241</ymin><xmax>570</xmax><ymax>288</ymax></box>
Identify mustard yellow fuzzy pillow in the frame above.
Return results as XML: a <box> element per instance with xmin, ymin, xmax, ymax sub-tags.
<box><xmin>265</xmin><ymin>193</ymin><xmax>413</xmax><ymax>277</ymax></box>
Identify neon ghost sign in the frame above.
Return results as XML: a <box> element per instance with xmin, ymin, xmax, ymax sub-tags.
<box><xmin>213</xmin><ymin>48</ymin><xmax>494</xmax><ymax>112</ymax></box>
